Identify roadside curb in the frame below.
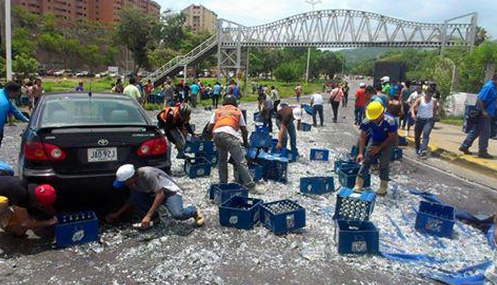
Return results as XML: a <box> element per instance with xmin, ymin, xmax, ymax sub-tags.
<box><xmin>402</xmin><ymin>134</ymin><xmax>497</xmax><ymax>178</ymax></box>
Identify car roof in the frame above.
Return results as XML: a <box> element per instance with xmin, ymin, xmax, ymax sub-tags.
<box><xmin>42</xmin><ymin>92</ymin><xmax>133</xmax><ymax>100</ymax></box>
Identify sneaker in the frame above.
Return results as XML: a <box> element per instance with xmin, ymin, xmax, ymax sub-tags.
<box><xmin>194</xmin><ymin>210</ymin><xmax>205</xmax><ymax>227</ymax></box>
<box><xmin>478</xmin><ymin>152</ymin><xmax>494</xmax><ymax>159</ymax></box>
<box><xmin>419</xmin><ymin>151</ymin><xmax>428</xmax><ymax>159</ymax></box>
<box><xmin>459</xmin><ymin>146</ymin><xmax>472</xmax><ymax>155</ymax></box>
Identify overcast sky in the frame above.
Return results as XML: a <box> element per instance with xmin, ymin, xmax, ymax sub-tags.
<box><xmin>156</xmin><ymin>0</ymin><xmax>496</xmax><ymax>38</ymax></box>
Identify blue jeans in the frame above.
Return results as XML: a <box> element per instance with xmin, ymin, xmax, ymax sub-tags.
<box><xmin>130</xmin><ymin>191</ymin><xmax>196</xmax><ymax>221</ymax></box>
<box><xmin>358</xmin><ymin>141</ymin><xmax>394</xmax><ymax>181</ymax></box>
<box><xmin>312</xmin><ymin>104</ymin><xmax>324</xmax><ymax>126</ymax></box>
<box><xmin>276</xmin><ymin>119</ymin><xmax>298</xmax><ymax>155</ymax></box>
<box><xmin>414</xmin><ymin>118</ymin><xmax>434</xmax><ymax>153</ymax></box>
<box><xmin>462</xmin><ymin>116</ymin><xmax>492</xmax><ymax>153</ymax></box>
<box><xmin>354</xmin><ymin>107</ymin><xmax>364</xmax><ymax>124</ymax></box>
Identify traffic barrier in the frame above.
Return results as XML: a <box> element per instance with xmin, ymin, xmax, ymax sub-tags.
<box><xmin>300</xmin><ymin>177</ymin><xmax>335</xmax><ymax>195</ymax></box>
<box><xmin>310</xmin><ymin>148</ymin><xmax>329</xmax><ymax>161</ymax></box>
<box><xmin>184</xmin><ymin>157</ymin><xmax>211</xmax><ymax>178</ymax></box>
<box><xmin>55</xmin><ymin>211</ymin><xmax>99</xmax><ymax>247</ymax></box>
<box><xmin>209</xmin><ymin>183</ymin><xmax>249</xmax><ymax>205</ymax></box>
<box><xmin>334</xmin><ymin>220</ymin><xmax>379</xmax><ymax>255</ymax></box>
<box><xmin>415</xmin><ymin>201</ymin><xmax>455</xmax><ymax>238</ymax></box>
<box><xmin>219</xmin><ymin>196</ymin><xmax>263</xmax><ymax>230</ymax></box>
<box><xmin>261</xmin><ymin>199</ymin><xmax>306</xmax><ymax>234</ymax></box>
<box><xmin>333</xmin><ymin>187</ymin><xmax>376</xmax><ymax>222</ymax></box>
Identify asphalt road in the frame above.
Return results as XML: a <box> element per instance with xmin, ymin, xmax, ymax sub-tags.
<box><xmin>0</xmin><ymin>82</ymin><xmax>495</xmax><ymax>284</ymax></box>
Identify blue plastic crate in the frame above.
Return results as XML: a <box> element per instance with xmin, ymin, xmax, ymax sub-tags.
<box><xmin>219</xmin><ymin>196</ymin><xmax>263</xmax><ymax>230</ymax></box>
<box><xmin>334</xmin><ymin>220</ymin><xmax>379</xmax><ymax>255</ymax></box>
<box><xmin>200</xmin><ymin>151</ymin><xmax>218</xmax><ymax>165</ymax></box>
<box><xmin>55</xmin><ymin>211</ymin><xmax>99</xmax><ymax>247</ymax></box>
<box><xmin>184</xmin><ymin>157</ymin><xmax>212</xmax><ymax>178</ymax></box>
<box><xmin>184</xmin><ymin>139</ymin><xmax>215</xmax><ymax>154</ymax></box>
<box><xmin>302</xmin><ymin>104</ymin><xmax>313</xmax><ymax>116</ymax></box>
<box><xmin>273</xmin><ymin>148</ymin><xmax>297</xmax><ymax>163</ymax></box>
<box><xmin>301</xmin><ymin>122</ymin><xmax>312</xmax><ymax>132</ymax></box>
<box><xmin>415</xmin><ymin>201</ymin><xmax>455</xmax><ymax>238</ymax></box>
<box><xmin>390</xmin><ymin>148</ymin><xmax>403</xmax><ymax>161</ymax></box>
<box><xmin>247</xmin><ymin>147</ymin><xmax>259</xmax><ymax>160</ymax></box>
<box><xmin>209</xmin><ymin>183</ymin><xmax>249</xmax><ymax>205</ymax></box>
<box><xmin>337</xmin><ymin>166</ymin><xmax>371</xmax><ymax>189</ymax></box>
<box><xmin>398</xmin><ymin>136</ymin><xmax>408</xmax><ymax>146</ymax></box>
<box><xmin>270</xmin><ymin>138</ymin><xmax>279</xmax><ymax>153</ymax></box>
<box><xmin>255</xmin><ymin>125</ymin><xmax>269</xmax><ymax>134</ymax></box>
<box><xmin>261</xmin><ymin>199</ymin><xmax>306</xmax><ymax>234</ymax></box>
<box><xmin>249</xmin><ymin>163</ymin><xmax>263</xmax><ymax>181</ymax></box>
<box><xmin>257</xmin><ymin>154</ymin><xmax>288</xmax><ymax>183</ymax></box>
<box><xmin>310</xmin><ymin>148</ymin><xmax>329</xmax><ymax>161</ymax></box>
<box><xmin>300</xmin><ymin>177</ymin><xmax>335</xmax><ymax>195</ymax></box>
<box><xmin>334</xmin><ymin>156</ymin><xmax>357</xmax><ymax>173</ymax></box>
<box><xmin>249</xmin><ymin>132</ymin><xmax>271</xmax><ymax>148</ymax></box>
<box><xmin>333</xmin><ymin>187</ymin><xmax>376</xmax><ymax>222</ymax></box>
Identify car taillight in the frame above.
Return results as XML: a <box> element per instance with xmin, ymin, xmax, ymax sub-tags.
<box><xmin>24</xmin><ymin>142</ymin><xmax>67</xmax><ymax>161</ymax></box>
<box><xmin>136</xmin><ymin>137</ymin><xmax>167</xmax><ymax>156</ymax></box>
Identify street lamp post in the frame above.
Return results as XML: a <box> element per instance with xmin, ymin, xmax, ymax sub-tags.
<box><xmin>5</xmin><ymin>0</ymin><xmax>12</xmax><ymax>81</ymax></box>
<box><xmin>305</xmin><ymin>0</ymin><xmax>320</xmax><ymax>83</ymax></box>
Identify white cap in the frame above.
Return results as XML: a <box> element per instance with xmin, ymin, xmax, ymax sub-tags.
<box><xmin>359</xmin><ymin>83</ymin><xmax>365</xmax><ymax>87</ymax></box>
<box><xmin>292</xmin><ymin>106</ymin><xmax>302</xmax><ymax>120</ymax></box>
<box><xmin>381</xmin><ymin>76</ymin><xmax>390</xmax><ymax>84</ymax></box>
<box><xmin>113</xmin><ymin>164</ymin><xmax>135</xmax><ymax>188</ymax></box>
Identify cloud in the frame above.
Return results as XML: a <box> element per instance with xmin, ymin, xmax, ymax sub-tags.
<box><xmin>157</xmin><ymin>0</ymin><xmax>496</xmax><ymax>38</ymax></box>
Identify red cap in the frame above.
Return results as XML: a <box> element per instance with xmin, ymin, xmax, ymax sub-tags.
<box><xmin>34</xmin><ymin>184</ymin><xmax>57</xmax><ymax>206</ymax></box>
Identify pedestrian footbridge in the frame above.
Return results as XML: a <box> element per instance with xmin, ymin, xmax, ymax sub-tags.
<box><xmin>145</xmin><ymin>10</ymin><xmax>477</xmax><ymax>86</ymax></box>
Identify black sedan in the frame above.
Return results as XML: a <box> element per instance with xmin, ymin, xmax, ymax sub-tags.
<box><xmin>18</xmin><ymin>93</ymin><xmax>168</xmax><ymax>207</ymax></box>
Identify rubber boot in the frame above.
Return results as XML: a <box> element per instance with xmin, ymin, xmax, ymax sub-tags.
<box><xmin>377</xmin><ymin>180</ymin><xmax>388</xmax><ymax>196</ymax></box>
<box><xmin>353</xmin><ymin>177</ymin><xmax>364</xmax><ymax>193</ymax></box>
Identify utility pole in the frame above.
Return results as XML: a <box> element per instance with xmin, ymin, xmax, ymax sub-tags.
<box><xmin>5</xmin><ymin>0</ymin><xmax>12</xmax><ymax>80</ymax></box>
<box><xmin>305</xmin><ymin>0</ymin><xmax>320</xmax><ymax>83</ymax></box>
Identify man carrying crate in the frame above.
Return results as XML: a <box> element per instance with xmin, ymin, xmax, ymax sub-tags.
<box><xmin>353</xmin><ymin>101</ymin><xmax>398</xmax><ymax>196</ymax></box>
<box><xmin>107</xmin><ymin>164</ymin><xmax>205</xmax><ymax>229</ymax></box>
<box><xmin>157</xmin><ymin>104</ymin><xmax>196</xmax><ymax>174</ymax></box>
<box><xmin>207</xmin><ymin>95</ymin><xmax>259</xmax><ymax>192</ymax></box>
<box><xmin>0</xmin><ymin>176</ymin><xmax>57</xmax><ymax>237</ymax></box>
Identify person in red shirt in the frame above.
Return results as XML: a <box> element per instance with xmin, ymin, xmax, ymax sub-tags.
<box><xmin>354</xmin><ymin>83</ymin><xmax>367</xmax><ymax>125</ymax></box>
<box><xmin>143</xmin><ymin>79</ymin><xmax>154</xmax><ymax>105</ymax></box>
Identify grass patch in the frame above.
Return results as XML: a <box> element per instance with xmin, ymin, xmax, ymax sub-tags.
<box><xmin>440</xmin><ymin>116</ymin><xmax>464</xmax><ymax>126</ymax></box>
<box><xmin>43</xmin><ymin>77</ymin><xmax>115</xmax><ymax>93</ymax></box>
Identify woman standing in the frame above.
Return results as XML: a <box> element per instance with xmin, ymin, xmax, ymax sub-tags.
<box><xmin>329</xmin><ymin>83</ymin><xmax>344</xmax><ymax>123</ymax></box>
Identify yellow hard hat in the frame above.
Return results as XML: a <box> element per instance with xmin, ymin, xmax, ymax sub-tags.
<box><xmin>0</xmin><ymin>196</ymin><xmax>8</xmax><ymax>210</ymax></box>
<box><xmin>366</xmin><ymin>101</ymin><xmax>384</xmax><ymax>120</ymax></box>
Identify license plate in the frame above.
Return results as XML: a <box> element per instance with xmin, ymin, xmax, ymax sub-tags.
<box><xmin>87</xmin><ymin>147</ymin><xmax>117</xmax><ymax>162</ymax></box>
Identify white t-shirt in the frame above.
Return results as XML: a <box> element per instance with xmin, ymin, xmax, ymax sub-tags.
<box><xmin>123</xmin><ymin>84</ymin><xmax>142</xmax><ymax>100</ymax></box>
<box><xmin>292</xmin><ymin>106</ymin><xmax>303</xmax><ymax>120</ymax></box>
<box><xmin>408</xmin><ymin>91</ymin><xmax>423</xmax><ymax>105</ymax></box>
<box><xmin>311</xmin><ymin>93</ymin><xmax>323</xmax><ymax>105</ymax></box>
<box><xmin>209</xmin><ymin>111</ymin><xmax>246</xmax><ymax>137</ymax></box>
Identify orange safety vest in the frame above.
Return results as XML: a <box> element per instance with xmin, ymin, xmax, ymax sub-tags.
<box><xmin>158</xmin><ymin>106</ymin><xmax>181</xmax><ymax>125</ymax></box>
<box><xmin>214</xmin><ymin>105</ymin><xmax>242</xmax><ymax>131</ymax></box>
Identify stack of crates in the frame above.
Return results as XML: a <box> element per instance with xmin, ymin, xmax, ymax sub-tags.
<box><xmin>184</xmin><ymin>138</ymin><xmax>218</xmax><ymax>166</ymax></box>
<box><xmin>415</xmin><ymin>201</ymin><xmax>455</xmax><ymax>238</ymax></box>
<box><xmin>256</xmin><ymin>151</ymin><xmax>288</xmax><ymax>183</ymax></box>
<box><xmin>219</xmin><ymin>196</ymin><xmax>263</xmax><ymax>230</ymax></box>
<box><xmin>55</xmin><ymin>211</ymin><xmax>99</xmax><ymax>247</ymax></box>
<box><xmin>261</xmin><ymin>199</ymin><xmax>306</xmax><ymax>234</ymax></box>
<box><xmin>333</xmin><ymin>187</ymin><xmax>379</xmax><ymax>255</ymax></box>
<box><xmin>300</xmin><ymin>177</ymin><xmax>335</xmax><ymax>195</ymax></box>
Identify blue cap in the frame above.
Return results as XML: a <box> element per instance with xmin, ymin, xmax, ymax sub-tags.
<box><xmin>113</xmin><ymin>180</ymin><xmax>125</xmax><ymax>188</ymax></box>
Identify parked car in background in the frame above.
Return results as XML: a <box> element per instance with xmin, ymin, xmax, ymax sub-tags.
<box><xmin>18</xmin><ymin>93</ymin><xmax>168</xmax><ymax>208</ymax></box>
<box><xmin>54</xmin><ymin>69</ymin><xmax>65</xmax><ymax>76</ymax></box>
<box><xmin>76</xmin><ymin>71</ymin><xmax>90</xmax><ymax>77</ymax></box>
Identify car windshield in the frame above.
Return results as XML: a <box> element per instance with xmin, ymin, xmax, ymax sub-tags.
<box><xmin>39</xmin><ymin>95</ymin><xmax>149</xmax><ymax>127</ymax></box>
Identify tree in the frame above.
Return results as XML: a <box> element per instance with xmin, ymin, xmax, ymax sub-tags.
<box><xmin>115</xmin><ymin>8</ymin><xmax>161</xmax><ymax>73</ymax></box>
<box><xmin>160</xmin><ymin>10</ymin><xmax>186</xmax><ymax>50</ymax></box>
<box><xmin>475</xmin><ymin>26</ymin><xmax>488</xmax><ymax>46</ymax></box>
<box><xmin>13</xmin><ymin>54</ymin><xmax>39</xmax><ymax>79</ymax></box>
<box><xmin>274</xmin><ymin>61</ymin><xmax>302</xmax><ymax>82</ymax></box>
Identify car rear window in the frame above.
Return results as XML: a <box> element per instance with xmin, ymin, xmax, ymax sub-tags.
<box><xmin>39</xmin><ymin>95</ymin><xmax>149</xmax><ymax>127</ymax></box>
